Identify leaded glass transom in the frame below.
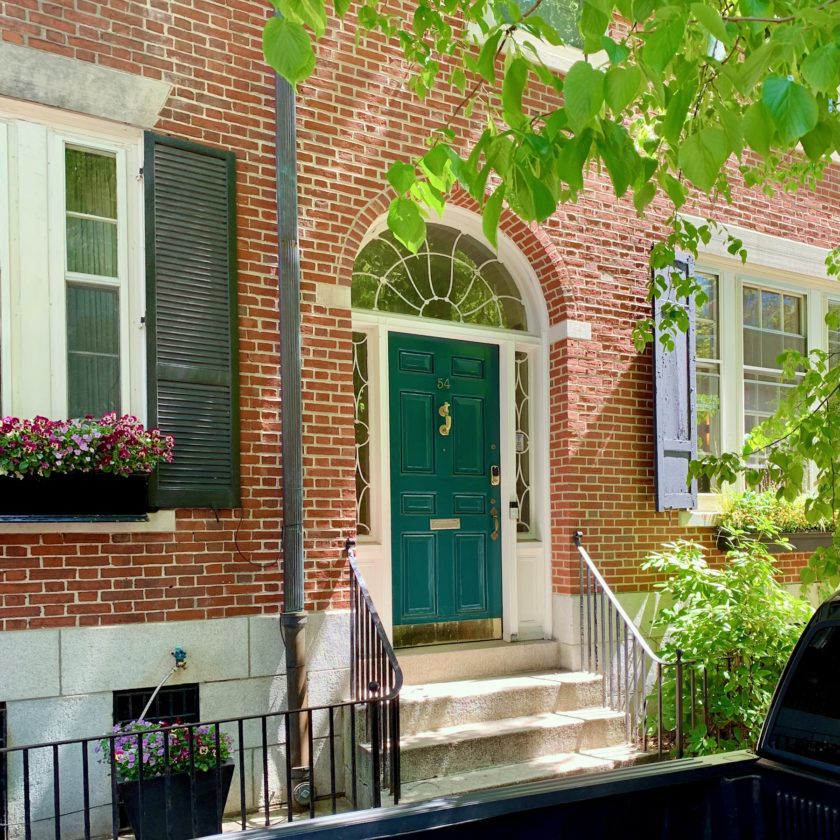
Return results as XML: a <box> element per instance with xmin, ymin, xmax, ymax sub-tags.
<box><xmin>352</xmin><ymin>224</ymin><xmax>527</xmax><ymax>331</ymax></box>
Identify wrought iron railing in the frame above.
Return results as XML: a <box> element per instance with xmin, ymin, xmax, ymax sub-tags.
<box><xmin>575</xmin><ymin>531</ymin><xmax>703</xmax><ymax>759</ymax></box>
<box><xmin>347</xmin><ymin>537</ymin><xmax>403</xmax><ymax>805</ymax></box>
<box><xmin>0</xmin><ymin>545</ymin><xmax>404</xmax><ymax>839</ymax></box>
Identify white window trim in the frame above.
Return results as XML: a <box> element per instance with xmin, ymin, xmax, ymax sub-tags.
<box><xmin>0</xmin><ymin>97</ymin><xmax>145</xmax><ymax>421</ymax></box>
<box><xmin>695</xmin><ymin>227</ymin><xmax>838</xmax><ymax>510</ymax></box>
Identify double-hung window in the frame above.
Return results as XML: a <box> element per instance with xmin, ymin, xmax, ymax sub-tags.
<box><xmin>0</xmin><ymin>102</ymin><xmax>142</xmax><ymax>421</ymax></box>
<box><xmin>0</xmin><ymin>99</ymin><xmax>241</xmax><ymax>510</ymax></box>
<box><xmin>693</xmin><ymin>267</ymin><xmax>831</xmax><ymax>498</ymax></box>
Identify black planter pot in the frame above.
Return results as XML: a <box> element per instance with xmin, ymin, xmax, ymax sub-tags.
<box><xmin>716</xmin><ymin>528</ymin><xmax>834</xmax><ymax>554</ymax></box>
<box><xmin>118</xmin><ymin>763</ymin><xmax>235</xmax><ymax>840</ymax></box>
<box><xmin>0</xmin><ymin>472</ymin><xmax>149</xmax><ymax>518</ymax></box>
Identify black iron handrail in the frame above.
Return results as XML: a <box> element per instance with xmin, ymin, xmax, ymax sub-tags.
<box><xmin>575</xmin><ymin>531</ymin><xmax>701</xmax><ymax>759</ymax></box>
<box><xmin>346</xmin><ymin>537</ymin><xmax>402</xmax><ymax>805</ymax></box>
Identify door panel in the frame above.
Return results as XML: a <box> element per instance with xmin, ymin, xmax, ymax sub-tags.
<box><xmin>390</xmin><ymin>332</ymin><xmax>501</xmax><ymax>646</ymax></box>
<box><xmin>402</xmin><ymin>533</ymin><xmax>437</xmax><ymax>618</ymax></box>
<box><xmin>400</xmin><ymin>392</ymin><xmax>436</xmax><ymax>474</ymax></box>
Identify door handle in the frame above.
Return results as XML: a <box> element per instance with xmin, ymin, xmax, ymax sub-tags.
<box><xmin>490</xmin><ymin>506</ymin><xmax>499</xmax><ymax>541</ymax></box>
<box><xmin>439</xmin><ymin>402</ymin><xmax>452</xmax><ymax>436</ymax></box>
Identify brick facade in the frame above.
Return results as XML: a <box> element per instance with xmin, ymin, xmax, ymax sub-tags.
<box><xmin>0</xmin><ymin>0</ymin><xmax>837</xmax><ymax>636</ymax></box>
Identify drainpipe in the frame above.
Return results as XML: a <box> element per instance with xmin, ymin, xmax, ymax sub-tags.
<box><xmin>275</xmin><ymin>67</ymin><xmax>309</xmax><ymax>794</ymax></box>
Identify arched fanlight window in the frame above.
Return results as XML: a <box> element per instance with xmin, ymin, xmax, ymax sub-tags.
<box><xmin>352</xmin><ymin>224</ymin><xmax>527</xmax><ymax>331</ymax></box>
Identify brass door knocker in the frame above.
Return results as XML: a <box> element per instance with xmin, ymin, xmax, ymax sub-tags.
<box><xmin>439</xmin><ymin>402</ymin><xmax>452</xmax><ymax>436</ymax></box>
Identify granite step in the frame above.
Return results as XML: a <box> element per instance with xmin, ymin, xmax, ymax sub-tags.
<box><xmin>399</xmin><ymin>671</ymin><xmax>603</xmax><ymax>735</ymax></box>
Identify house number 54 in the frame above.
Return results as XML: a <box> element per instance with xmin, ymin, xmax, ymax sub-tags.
<box><xmin>436</xmin><ymin>378</ymin><xmax>450</xmax><ymax>390</ymax></box>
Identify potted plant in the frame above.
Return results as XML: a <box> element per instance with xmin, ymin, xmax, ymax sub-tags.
<box><xmin>99</xmin><ymin>719</ymin><xmax>234</xmax><ymax>840</ymax></box>
<box><xmin>0</xmin><ymin>413</ymin><xmax>174</xmax><ymax>517</ymax></box>
<box><xmin>715</xmin><ymin>490</ymin><xmax>834</xmax><ymax>554</ymax></box>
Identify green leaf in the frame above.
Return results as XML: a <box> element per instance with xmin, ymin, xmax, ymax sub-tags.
<box><xmin>801</xmin><ymin>44</ymin><xmax>840</xmax><ymax>95</ymax></box>
<box><xmin>642</xmin><ymin>10</ymin><xmax>687</xmax><ymax>74</ymax></box>
<box><xmin>678</xmin><ymin>127</ymin><xmax>730</xmax><ymax>192</ymax></box>
<box><xmin>719</xmin><ymin>107</ymin><xmax>744</xmax><ymax>156</ymax></box>
<box><xmin>564</xmin><ymin>61</ymin><xmax>605</xmax><ymax>132</ymax></box>
<box><xmin>690</xmin><ymin>3</ymin><xmax>729</xmax><ymax>43</ymax></box>
<box><xmin>420</xmin><ymin>145</ymin><xmax>451</xmax><ymax>192</ymax></box>
<box><xmin>580</xmin><ymin>0</ymin><xmax>611</xmax><ymax>53</ymax></box>
<box><xmin>333</xmin><ymin>0</ymin><xmax>351</xmax><ymax>16</ymax></box>
<box><xmin>743</xmin><ymin>101</ymin><xmax>773</xmax><ymax>156</ymax></box>
<box><xmin>477</xmin><ymin>31</ymin><xmax>502</xmax><ymax>83</ymax></box>
<box><xmin>661</xmin><ymin>84</ymin><xmax>694</xmax><ymax>145</ymax></box>
<box><xmin>557</xmin><ymin>129</ymin><xmax>593</xmax><ymax>190</ymax></box>
<box><xmin>503</xmin><ymin>58</ymin><xmax>529</xmax><ymax>129</ymax></box>
<box><xmin>737</xmin><ymin>43</ymin><xmax>777</xmax><ymax>94</ymax></box>
<box><xmin>279</xmin><ymin>0</ymin><xmax>327</xmax><ymax>37</ymax></box>
<box><xmin>596</xmin><ymin>119</ymin><xmax>640</xmax><ymax>196</ymax></box>
<box><xmin>387</xmin><ymin>197</ymin><xmax>426</xmax><ymax>252</ymax></box>
<box><xmin>387</xmin><ymin>161</ymin><xmax>416</xmax><ymax>194</ymax></box>
<box><xmin>483</xmin><ymin>185</ymin><xmax>505</xmax><ymax>248</ymax></box>
<box><xmin>263</xmin><ymin>18</ymin><xmax>316</xmax><ymax>87</ymax></box>
<box><xmin>605</xmin><ymin>65</ymin><xmax>642</xmax><ymax>114</ymax></box>
<box><xmin>633</xmin><ymin>180</ymin><xmax>657</xmax><ymax>214</ymax></box>
<box><xmin>662</xmin><ymin>172</ymin><xmax>687</xmax><ymax>208</ymax></box>
<box><xmin>602</xmin><ymin>37</ymin><xmax>630</xmax><ymax>65</ymax></box>
<box><xmin>801</xmin><ymin>121</ymin><xmax>833</xmax><ymax>161</ymax></box>
<box><xmin>761</xmin><ymin>76</ymin><xmax>819</xmax><ymax>145</ymax></box>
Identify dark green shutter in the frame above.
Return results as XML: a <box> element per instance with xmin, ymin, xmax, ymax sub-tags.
<box><xmin>145</xmin><ymin>133</ymin><xmax>240</xmax><ymax>508</ymax></box>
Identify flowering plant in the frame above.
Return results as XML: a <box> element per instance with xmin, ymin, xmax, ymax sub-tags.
<box><xmin>0</xmin><ymin>414</ymin><xmax>174</xmax><ymax>478</ymax></box>
<box><xmin>98</xmin><ymin>720</ymin><xmax>233</xmax><ymax>782</ymax></box>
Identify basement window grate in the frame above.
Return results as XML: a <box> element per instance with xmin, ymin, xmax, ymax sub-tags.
<box><xmin>113</xmin><ymin>684</ymin><xmax>200</xmax><ymax>726</ymax></box>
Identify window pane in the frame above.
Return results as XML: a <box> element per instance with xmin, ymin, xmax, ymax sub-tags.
<box><xmin>696</xmin><ymin>272</ymin><xmax>718</xmax><ymax>360</ymax></box>
<box><xmin>67</xmin><ymin>285</ymin><xmax>120</xmax><ymax>418</ymax></box>
<box><xmin>696</xmin><ymin>363</ymin><xmax>720</xmax><ymax>492</ymax></box>
<box><xmin>65</xmin><ymin>146</ymin><xmax>118</xmax><ymax>277</ymax></box>
<box><xmin>743</xmin><ymin>286</ymin><xmax>806</xmax><ymax>462</ymax></box>
<box><xmin>743</xmin><ymin>287</ymin><xmax>760</xmax><ymax>327</ymax></box>
<box><xmin>513</xmin><ymin>0</ymin><xmax>583</xmax><ymax>48</ymax></box>
<box><xmin>65</xmin><ymin>148</ymin><xmax>117</xmax><ymax>217</ymax></box>
<box><xmin>66</xmin><ymin>217</ymin><xmax>118</xmax><ymax>276</ymax></box>
<box><xmin>762</xmin><ymin>289</ymin><xmax>781</xmax><ymax>331</ymax></box>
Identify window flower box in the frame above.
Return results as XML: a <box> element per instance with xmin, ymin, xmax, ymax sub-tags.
<box><xmin>0</xmin><ymin>413</ymin><xmax>173</xmax><ymax>518</ymax></box>
<box><xmin>0</xmin><ymin>472</ymin><xmax>150</xmax><ymax>518</ymax></box>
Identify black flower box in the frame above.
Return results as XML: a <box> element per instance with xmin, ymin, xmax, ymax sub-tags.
<box><xmin>716</xmin><ymin>528</ymin><xmax>834</xmax><ymax>554</ymax></box>
<box><xmin>0</xmin><ymin>472</ymin><xmax>149</xmax><ymax>519</ymax></box>
<box><xmin>118</xmin><ymin>762</ymin><xmax>235</xmax><ymax>840</ymax></box>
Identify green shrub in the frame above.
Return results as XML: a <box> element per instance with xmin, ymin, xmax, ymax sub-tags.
<box><xmin>642</xmin><ymin>539</ymin><xmax>812</xmax><ymax>755</ymax></box>
<box><xmin>718</xmin><ymin>490</ymin><xmax>833</xmax><ymax>536</ymax></box>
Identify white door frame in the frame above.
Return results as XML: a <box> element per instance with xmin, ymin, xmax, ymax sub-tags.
<box><xmin>350</xmin><ymin>207</ymin><xmax>551</xmax><ymax>644</ymax></box>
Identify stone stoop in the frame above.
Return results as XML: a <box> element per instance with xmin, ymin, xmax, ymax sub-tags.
<box><xmin>352</xmin><ymin>640</ymin><xmax>650</xmax><ymax>806</ymax></box>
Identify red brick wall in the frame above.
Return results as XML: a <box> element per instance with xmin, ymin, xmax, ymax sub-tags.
<box><xmin>0</xmin><ymin>0</ymin><xmax>293</xmax><ymax>629</ymax></box>
<box><xmin>1</xmin><ymin>0</ymin><xmax>835</xmax><ymax>632</ymax></box>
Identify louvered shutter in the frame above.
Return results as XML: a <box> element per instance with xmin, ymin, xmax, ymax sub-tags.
<box><xmin>652</xmin><ymin>253</ymin><xmax>697</xmax><ymax>512</ymax></box>
<box><xmin>144</xmin><ymin>133</ymin><xmax>240</xmax><ymax>508</ymax></box>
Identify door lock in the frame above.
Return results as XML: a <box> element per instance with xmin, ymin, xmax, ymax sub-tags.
<box><xmin>439</xmin><ymin>402</ymin><xmax>452</xmax><ymax>436</ymax></box>
<box><xmin>490</xmin><ymin>465</ymin><xmax>500</xmax><ymax>486</ymax></box>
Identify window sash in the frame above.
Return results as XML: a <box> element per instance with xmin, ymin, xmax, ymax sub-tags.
<box><xmin>0</xmin><ymin>104</ymin><xmax>142</xmax><ymax>421</ymax></box>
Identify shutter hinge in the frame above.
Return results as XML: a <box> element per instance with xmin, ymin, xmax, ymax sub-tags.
<box><xmin>137</xmin><ymin>166</ymin><xmax>144</xmax><ymax>180</ymax></box>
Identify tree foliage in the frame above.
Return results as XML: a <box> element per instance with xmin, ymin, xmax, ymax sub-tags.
<box><xmin>643</xmin><ymin>539</ymin><xmax>812</xmax><ymax>755</ymax></box>
<box><xmin>264</xmin><ymin>0</ymin><xmax>840</xmax><ymax>343</ymax></box>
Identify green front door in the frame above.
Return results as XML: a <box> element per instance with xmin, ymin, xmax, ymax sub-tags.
<box><xmin>389</xmin><ymin>332</ymin><xmax>502</xmax><ymax>647</ymax></box>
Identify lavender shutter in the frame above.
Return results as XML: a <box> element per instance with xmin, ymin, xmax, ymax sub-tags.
<box><xmin>653</xmin><ymin>253</ymin><xmax>698</xmax><ymax>512</ymax></box>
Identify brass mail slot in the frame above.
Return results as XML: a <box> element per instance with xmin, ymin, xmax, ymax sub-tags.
<box><xmin>429</xmin><ymin>517</ymin><xmax>461</xmax><ymax>530</ymax></box>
